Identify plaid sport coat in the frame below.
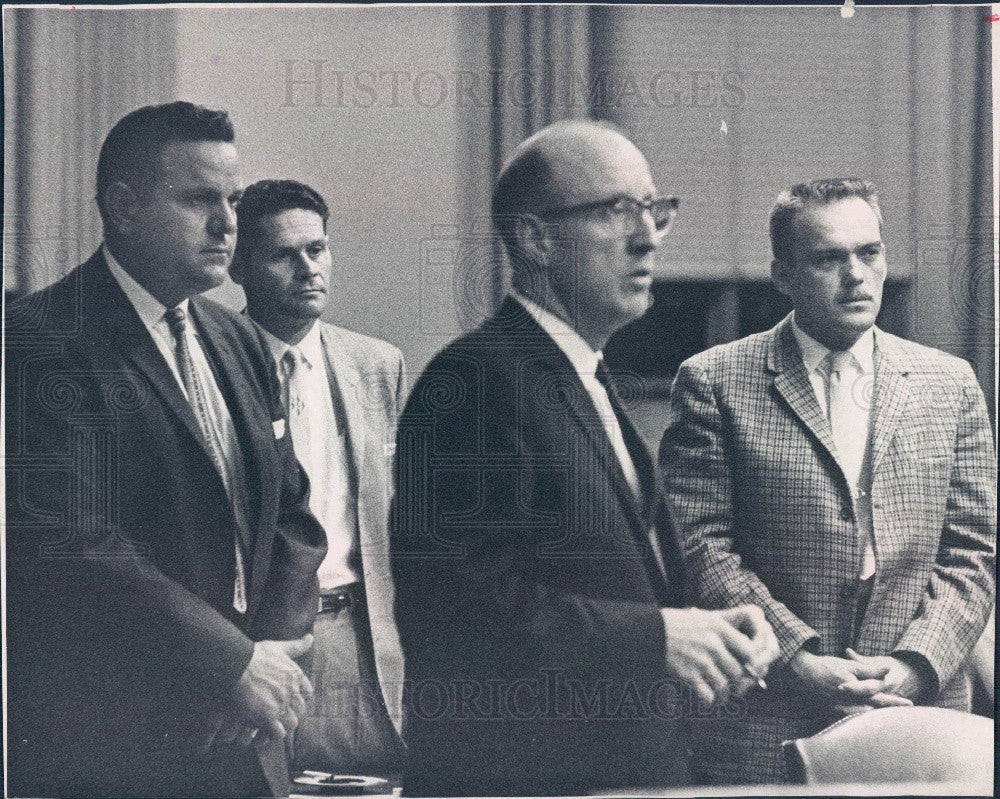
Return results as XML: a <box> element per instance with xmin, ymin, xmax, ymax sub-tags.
<box><xmin>659</xmin><ymin>314</ymin><xmax>996</xmax><ymax>784</ymax></box>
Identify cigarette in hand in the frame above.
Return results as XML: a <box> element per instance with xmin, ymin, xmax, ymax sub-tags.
<box><xmin>744</xmin><ymin>664</ymin><xmax>768</xmax><ymax>691</ymax></box>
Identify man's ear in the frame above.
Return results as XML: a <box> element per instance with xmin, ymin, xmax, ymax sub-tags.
<box><xmin>771</xmin><ymin>258</ymin><xmax>792</xmax><ymax>297</ymax></box>
<box><xmin>512</xmin><ymin>213</ymin><xmax>552</xmax><ymax>268</ymax></box>
<box><xmin>103</xmin><ymin>181</ymin><xmax>143</xmax><ymax>236</ymax></box>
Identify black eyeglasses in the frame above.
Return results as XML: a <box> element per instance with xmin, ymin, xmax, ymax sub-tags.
<box><xmin>542</xmin><ymin>195</ymin><xmax>680</xmax><ymax>232</ymax></box>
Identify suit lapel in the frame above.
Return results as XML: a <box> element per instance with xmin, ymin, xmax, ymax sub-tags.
<box><xmin>528</xmin><ymin>342</ymin><xmax>649</xmax><ymax>534</ymax></box>
<box><xmin>561</xmin><ymin>369</ymin><xmax>671</xmax><ymax>591</ymax></box>
<box><xmin>768</xmin><ymin>317</ymin><xmax>839</xmax><ymax>465</ymax></box>
<box><xmin>89</xmin><ymin>256</ymin><xmax>221</xmax><ymax>471</ymax></box>
<box><xmin>188</xmin><ymin>299</ymin><xmax>271</xmax><ymax>558</ymax></box>
<box><xmin>503</xmin><ymin>299</ymin><xmax>668</xmax><ymax>590</ymax></box>
<box><xmin>869</xmin><ymin>331</ymin><xmax>910</xmax><ymax>475</ymax></box>
<box><xmin>319</xmin><ymin>325</ymin><xmax>366</xmax><ymax>496</ymax></box>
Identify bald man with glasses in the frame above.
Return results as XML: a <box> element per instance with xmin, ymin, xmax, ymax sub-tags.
<box><xmin>389</xmin><ymin>119</ymin><xmax>779</xmax><ymax>796</ymax></box>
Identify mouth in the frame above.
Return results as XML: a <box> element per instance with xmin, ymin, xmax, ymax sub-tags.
<box><xmin>625</xmin><ymin>269</ymin><xmax>653</xmax><ymax>287</ymax></box>
<box><xmin>297</xmin><ymin>286</ymin><xmax>326</xmax><ymax>297</ymax></box>
<box><xmin>202</xmin><ymin>247</ymin><xmax>231</xmax><ymax>257</ymax></box>
<box><xmin>839</xmin><ymin>295</ymin><xmax>873</xmax><ymax>306</ymax></box>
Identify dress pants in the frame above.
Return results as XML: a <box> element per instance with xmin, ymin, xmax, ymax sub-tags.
<box><xmin>292</xmin><ymin>591</ymin><xmax>404</xmax><ymax>776</ymax></box>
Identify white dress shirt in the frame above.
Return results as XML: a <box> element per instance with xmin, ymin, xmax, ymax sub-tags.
<box><xmin>790</xmin><ymin>314</ymin><xmax>876</xmax><ymax>579</ymax></box>
<box><xmin>254</xmin><ymin>320</ymin><xmax>359</xmax><ymax>591</ymax></box>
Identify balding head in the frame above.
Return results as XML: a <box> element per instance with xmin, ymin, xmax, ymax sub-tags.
<box><xmin>490</xmin><ymin>120</ymin><xmax>666</xmax><ymax>350</ymax></box>
<box><xmin>491</xmin><ymin>120</ymin><xmax>651</xmax><ymax>262</ymax></box>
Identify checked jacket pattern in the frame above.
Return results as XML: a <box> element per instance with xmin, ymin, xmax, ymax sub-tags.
<box><xmin>659</xmin><ymin>315</ymin><xmax>996</xmax><ymax>784</ymax></box>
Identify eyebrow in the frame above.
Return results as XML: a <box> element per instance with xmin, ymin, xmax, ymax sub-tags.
<box><xmin>266</xmin><ymin>238</ymin><xmax>327</xmax><ymax>256</ymax></box>
<box><xmin>811</xmin><ymin>240</ymin><xmax>882</xmax><ymax>255</ymax></box>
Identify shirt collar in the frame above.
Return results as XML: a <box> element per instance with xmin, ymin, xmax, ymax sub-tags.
<box><xmin>104</xmin><ymin>243</ymin><xmax>188</xmax><ymax>327</ymax></box>
<box><xmin>297</xmin><ymin>322</ymin><xmax>324</xmax><ymax>369</ymax></box>
<box><xmin>249</xmin><ymin>315</ymin><xmax>321</xmax><ymax>370</ymax></box>
<box><xmin>790</xmin><ymin>312</ymin><xmax>875</xmax><ymax>375</ymax></box>
<box><xmin>510</xmin><ymin>290</ymin><xmax>602</xmax><ymax>377</ymax></box>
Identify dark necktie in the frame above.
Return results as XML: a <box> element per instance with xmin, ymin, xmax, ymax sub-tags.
<box><xmin>594</xmin><ymin>358</ymin><xmax>670</xmax><ymax>589</ymax></box>
<box><xmin>165</xmin><ymin>307</ymin><xmax>249</xmax><ymax>613</ymax></box>
<box><xmin>594</xmin><ymin>358</ymin><xmax>655</xmax><ymax>508</ymax></box>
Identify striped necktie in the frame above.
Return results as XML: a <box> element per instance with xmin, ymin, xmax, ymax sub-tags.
<box><xmin>165</xmin><ymin>307</ymin><xmax>249</xmax><ymax>613</ymax></box>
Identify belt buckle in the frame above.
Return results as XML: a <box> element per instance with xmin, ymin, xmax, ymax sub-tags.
<box><xmin>318</xmin><ymin>586</ymin><xmax>356</xmax><ymax>615</ymax></box>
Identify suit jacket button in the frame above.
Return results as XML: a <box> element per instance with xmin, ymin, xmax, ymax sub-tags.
<box><xmin>840</xmin><ymin>506</ymin><xmax>852</xmax><ymax>521</ymax></box>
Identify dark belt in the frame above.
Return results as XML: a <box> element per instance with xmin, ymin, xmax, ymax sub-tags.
<box><xmin>317</xmin><ymin>582</ymin><xmax>364</xmax><ymax>615</ymax></box>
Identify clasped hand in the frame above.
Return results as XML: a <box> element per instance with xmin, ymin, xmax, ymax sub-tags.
<box><xmin>789</xmin><ymin>647</ymin><xmax>925</xmax><ymax>716</ymax></box>
<box><xmin>661</xmin><ymin>605</ymin><xmax>780</xmax><ymax>707</ymax></box>
<box><xmin>199</xmin><ymin>634</ymin><xmax>314</xmax><ymax>753</ymax></box>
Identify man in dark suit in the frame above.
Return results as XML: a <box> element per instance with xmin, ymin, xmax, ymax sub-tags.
<box><xmin>230</xmin><ymin>179</ymin><xmax>406</xmax><ymax>776</ymax></box>
<box><xmin>5</xmin><ymin>101</ymin><xmax>327</xmax><ymax>798</ymax></box>
<box><xmin>660</xmin><ymin>178</ymin><xmax>996</xmax><ymax>783</ymax></box>
<box><xmin>389</xmin><ymin>119</ymin><xmax>780</xmax><ymax>797</ymax></box>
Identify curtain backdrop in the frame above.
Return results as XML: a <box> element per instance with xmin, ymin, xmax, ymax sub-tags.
<box><xmin>3</xmin><ymin>6</ymin><xmax>992</xmax><ymax>416</ymax></box>
<box><xmin>3</xmin><ymin>8</ymin><xmax>176</xmax><ymax>296</ymax></box>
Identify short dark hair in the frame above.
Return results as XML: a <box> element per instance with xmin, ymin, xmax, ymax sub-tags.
<box><xmin>95</xmin><ymin>101</ymin><xmax>235</xmax><ymax>225</ymax></box>
<box><xmin>769</xmin><ymin>178</ymin><xmax>883</xmax><ymax>264</ymax></box>
<box><xmin>232</xmin><ymin>179</ymin><xmax>329</xmax><ymax>268</ymax></box>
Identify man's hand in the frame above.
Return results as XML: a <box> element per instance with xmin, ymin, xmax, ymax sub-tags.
<box><xmin>721</xmin><ymin>605</ymin><xmax>780</xmax><ymax>678</ymax></box>
<box><xmin>197</xmin><ymin>709</ymin><xmax>260</xmax><ymax>754</ymax></box>
<box><xmin>839</xmin><ymin>648</ymin><xmax>929</xmax><ymax>704</ymax></box>
<box><xmin>789</xmin><ymin>649</ymin><xmax>913</xmax><ymax>713</ymax></box>
<box><xmin>661</xmin><ymin>605</ymin><xmax>779</xmax><ymax>707</ymax></box>
<box><xmin>231</xmin><ymin>634</ymin><xmax>314</xmax><ymax>741</ymax></box>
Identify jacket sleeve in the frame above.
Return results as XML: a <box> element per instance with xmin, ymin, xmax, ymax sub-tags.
<box><xmin>659</xmin><ymin>358</ymin><xmax>819</xmax><ymax>664</ymax></box>
<box><xmin>892</xmin><ymin>362</ymin><xmax>997</xmax><ymax>695</ymax></box>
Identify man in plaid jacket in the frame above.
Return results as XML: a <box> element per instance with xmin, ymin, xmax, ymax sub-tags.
<box><xmin>659</xmin><ymin>178</ymin><xmax>996</xmax><ymax>784</ymax></box>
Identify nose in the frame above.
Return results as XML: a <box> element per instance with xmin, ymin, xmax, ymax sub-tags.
<box><xmin>628</xmin><ymin>207</ymin><xmax>661</xmax><ymax>251</ymax></box>
<box><xmin>294</xmin><ymin>251</ymin><xmax>323</xmax><ymax>279</ymax></box>
<box><xmin>843</xmin><ymin>253</ymin><xmax>866</xmax><ymax>284</ymax></box>
<box><xmin>208</xmin><ymin>200</ymin><xmax>237</xmax><ymax>238</ymax></box>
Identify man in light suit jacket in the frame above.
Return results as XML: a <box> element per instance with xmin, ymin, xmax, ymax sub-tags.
<box><xmin>389</xmin><ymin>119</ymin><xmax>780</xmax><ymax>797</ymax></box>
<box><xmin>660</xmin><ymin>178</ymin><xmax>997</xmax><ymax>784</ymax></box>
<box><xmin>230</xmin><ymin>179</ymin><xmax>406</xmax><ymax>776</ymax></box>
<box><xmin>5</xmin><ymin>102</ymin><xmax>326</xmax><ymax>797</ymax></box>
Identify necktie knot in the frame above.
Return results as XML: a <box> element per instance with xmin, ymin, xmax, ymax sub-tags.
<box><xmin>283</xmin><ymin>346</ymin><xmax>306</xmax><ymax>376</ymax></box>
<box><xmin>165</xmin><ymin>307</ymin><xmax>187</xmax><ymax>338</ymax></box>
<box><xmin>824</xmin><ymin>350</ymin><xmax>854</xmax><ymax>381</ymax></box>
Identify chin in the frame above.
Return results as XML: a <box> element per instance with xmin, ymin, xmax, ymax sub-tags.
<box><xmin>293</xmin><ymin>302</ymin><xmax>326</xmax><ymax>319</ymax></box>
<box><xmin>194</xmin><ymin>272</ymin><xmax>228</xmax><ymax>293</ymax></box>
<box><xmin>623</xmin><ymin>294</ymin><xmax>652</xmax><ymax>322</ymax></box>
<box><xmin>839</xmin><ymin>312</ymin><xmax>877</xmax><ymax>333</ymax></box>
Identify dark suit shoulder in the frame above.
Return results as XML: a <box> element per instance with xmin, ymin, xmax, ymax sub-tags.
<box><xmin>189</xmin><ymin>296</ymin><xmax>279</xmax><ymax>403</ymax></box>
<box><xmin>190</xmin><ymin>294</ymin><xmax>257</xmax><ymax>338</ymax></box>
<box><xmin>413</xmin><ymin>323</ymin><xmax>527</xmax><ymax>389</ymax></box>
<box><xmin>5</xmin><ymin>261</ymin><xmax>92</xmax><ymax>337</ymax></box>
<box><xmin>402</xmin><ymin>329</ymin><xmax>527</xmax><ymax>438</ymax></box>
